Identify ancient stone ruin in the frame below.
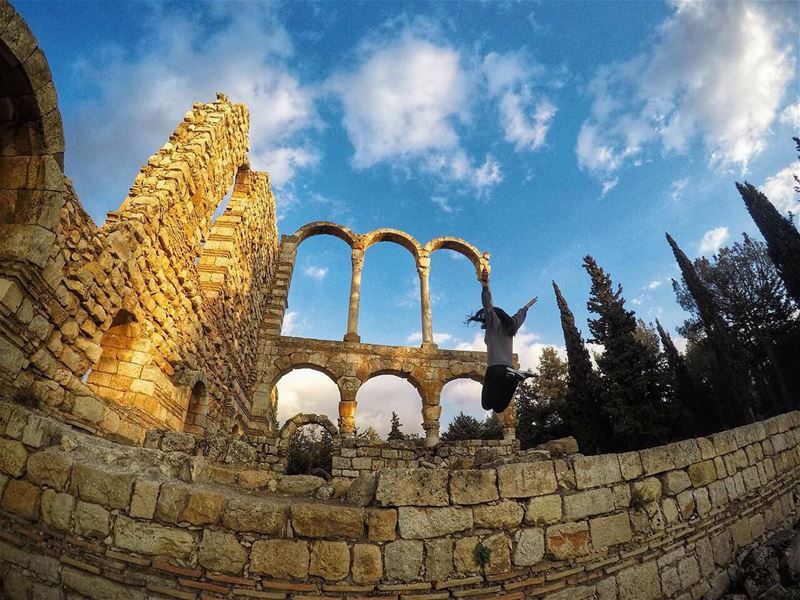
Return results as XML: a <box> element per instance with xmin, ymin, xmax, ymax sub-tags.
<box><xmin>2</xmin><ymin>3</ymin><xmax>800</xmax><ymax>599</ymax></box>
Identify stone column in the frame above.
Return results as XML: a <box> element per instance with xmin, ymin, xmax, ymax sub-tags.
<box><xmin>337</xmin><ymin>376</ymin><xmax>360</xmax><ymax>437</ymax></box>
<box><xmin>422</xmin><ymin>404</ymin><xmax>442</xmax><ymax>447</ymax></box>
<box><xmin>417</xmin><ymin>252</ymin><xmax>434</xmax><ymax>347</ymax></box>
<box><xmin>344</xmin><ymin>247</ymin><xmax>365</xmax><ymax>343</ymax></box>
<box><xmin>499</xmin><ymin>394</ymin><xmax>517</xmax><ymax>441</ymax></box>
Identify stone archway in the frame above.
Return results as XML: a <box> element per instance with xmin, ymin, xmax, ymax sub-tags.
<box><xmin>278</xmin><ymin>412</ymin><xmax>340</xmax><ymax>447</ymax></box>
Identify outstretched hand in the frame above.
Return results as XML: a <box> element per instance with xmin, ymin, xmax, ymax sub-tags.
<box><xmin>480</xmin><ymin>267</ymin><xmax>490</xmax><ymax>285</ymax></box>
<box><xmin>525</xmin><ymin>296</ymin><xmax>538</xmax><ymax>309</ymax></box>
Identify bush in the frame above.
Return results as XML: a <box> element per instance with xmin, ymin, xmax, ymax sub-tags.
<box><xmin>286</xmin><ymin>425</ymin><xmax>333</xmax><ymax>477</ymax></box>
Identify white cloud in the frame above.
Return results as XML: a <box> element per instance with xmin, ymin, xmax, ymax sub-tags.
<box><xmin>577</xmin><ymin>2</ymin><xmax>796</xmax><ymax>180</ymax></box>
<box><xmin>66</xmin><ymin>3</ymin><xmax>318</xmax><ymax>219</ymax></box>
<box><xmin>647</xmin><ymin>280</ymin><xmax>663</xmax><ymax>290</ymax></box>
<box><xmin>669</xmin><ymin>178</ymin><xmax>689</xmax><ymax>202</ymax></box>
<box><xmin>407</xmin><ymin>332</ymin><xmax>454</xmax><ymax>345</ymax></box>
<box><xmin>474</xmin><ymin>156</ymin><xmax>504</xmax><ymax>189</ymax></box>
<box><xmin>698</xmin><ymin>226</ymin><xmax>730</xmax><ymax>255</ymax></box>
<box><xmin>281</xmin><ymin>310</ymin><xmax>309</xmax><ymax>336</ymax></box>
<box><xmin>276</xmin><ymin>369</ymin><xmax>340</xmax><ymax>425</ymax></box>
<box><xmin>600</xmin><ymin>178</ymin><xmax>619</xmax><ymax>197</ymax></box>
<box><xmin>456</xmin><ymin>328</ymin><xmax>565</xmax><ymax>372</ymax></box>
<box><xmin>761</xmin><ymin>164</ymin><xmax>800</xmax><ymax>217</ymax></box>
<box><xmin>356</xmin><ymin>376</ymin><xmax>425</xmax><ymax>436</ymax></box>
<box><xmin>779</xmin><ymin>102</ymin><xmax>800</xmax><ymax>128</ymax></box>
<box><xmin>482</xmin><ymin>51</ymin><xmax>556</xmax><ymax>152</ymax></box>
<box><xmin>431</xmin><ymin>196</ymin><xmax>456</xmax><ymax>213</ymax></box>
<box><xmin>303</xmin><ymin>265</ymin><xmax>329</xmax><ymax>280</ymax></box>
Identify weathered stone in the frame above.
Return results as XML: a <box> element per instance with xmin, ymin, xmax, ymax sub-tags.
<box><xmin>129</xmin><ymin>479</ymin><xmax>159</xmax><ymax>519</ymax></box>
<box><xmin>589</xmin><ymin>512</ymin><xmax>632</xmax><ymax>548</ymax></box>
<box><xmin>62</xmin><ymin>567</ymin><xmax>144</xmax><ymax>600</ymax></box>
<box><xmin>546</xmin><ymin>522</ymin><xmax>590</xmax><ymax>559</ymax></box>
<box><xmin>40</xmin><ymin>488</ymin><xmax>74</xmax><ymax>530</ymax></box>
<box><xmin>384</xmin><ymin>539</ymin><xmax>423</xmax><ymax>581</ymax></box>
<box><xmin>181</xmin><ymin>490</ymin><xmax>223</xmax><ymax>525</ymax></box>
<box><xmin>525</xmin><ymin>494</ymin><xmax>562</xmax><ymax>525</ymax></box>
<box><xmin>160</xmin><ymin>431</ymin><xmax>195</xmax><ymax>453</ymax></box>
<box><xmin>425</xmin><ymin>538</ymin><xmax>453</xmax><ymax>580</ymax></box>
<box><xmin>222</xmin><ymin>496</ymin><xmax>287</xmax><ymax>535</ymax></box>
<box><xmin>482</xmin><ymin>533</ymin><xmax>511</xmax><ymax>574</ymax></box>
<box><xmin>678</xmin><ymin>556</ymin><xmax>700</xmax><ymax>587</ymax></box>
<box><xmin>224</xmin><ymin>440</ymin><xmax>257</xmax><ymax>465</ymax></box>
<box><xmin>633</xmin><ymin>477</ymin><xmax>661</xmax><ymax>503</ymax></box>
<box><xmin>198</xmin><ymin>530</ymin><xmax>247</xmax><ymax>574</ymax></box>
<box><xmin>617</xmin><ymin>560</ymin><xmax>661</xmax><ymax>600</ymax></box>
<box><xmin>677</xmin><ymin>489</ymin><xmax>696</xmax><ymax>519</ymax></box>
<box><xmin>0</xmin><ymin>438</ymin><xmax>27</xmax><ymax>477</ymax></box>
<box><xmin>619</xmin><ymin>451</ymin><xmax>643</xmax><ymax>480</ymax></box>
<box><xmin>74</xmin><ymin>501</ymin><xmax>110</xmax><ymax>538</ymax></box>
<box><xmin>563</xmin><ymin>487</ymin><xmax>614</xmax><ymax>520</ymax></box>
<box><xmin>1</xmin><ymin>479</ymin><xmax>40</xmax><ymax>520</ymax></box>
<box><xmin>514</xmin><ymin>527</ymin><xmax>545</xmax><ymax>566</ymax></box>
<box><xmin>71</xmin><ymin>464</ymin><xmax>134</xmax><ymax>509</ymax></box>
<box><xmin>449</xmin><ymin>469</ymin><xmax>498</xmax><ymax>505</ymax></box>
<box><xmin>113</xmin><ymin>515</ymin><xmax>196</xmax><ymax>558</ymax></box>
<box><xmin>155</xmin><ymin>481</ymin><xmax>189</xmax><ymax>523</ymax></box>
<box><xmin>376</xmin><ymin>469</ymin><xmax>449</xmax><ymax>506</ymax></box>
<box><xmin>453</xmin><ymin>536</ymin><xmax>480</xmax><ymax>574</ymax></box>
<box><xmin>250</xmin><ymin>539</ymin><xmax>309</xmax><ymax>579</ymax></box>
<box><xmin>687</xmin><ymin>460</ymin><xmax>717</xmax><ymax>487</ymax></box>
<box><xmin>398</xmin><ymin>506</ymin><xmax>472</xmax><ymax>539</ymax></box>
<box><xmin>367</xmin><ymin>508</ymin><xmax>397</xmax><ymax>541</ymax></box>
<box><xmin>238</xmin><ymin>469</ymin><xmax>273</xmax><ymax>489</ymax></box>
<box><xmin>277</xmin><ymin>474</ymin><xmax>326</xmax><ymax>495</ymax></box>
<box><xmin>292</xmin><ymin>503</ymin><xmax>363</xmax><ymax>538</ymax></box>
<box><xmin>353</xmin><ymin>543</ymin><xmax>382</xmax><ymax>584</ymax></box>
<box><xmin>573</xmin><ymin>454</ymin><xmax>622</xmax><ymax>489</ymax></box>
<box><xmin>661</xmin><ymin>470</ymin><xmax>691</xmax><ymax>495</ymax></box>
<box><xmin>537</xmin><ymin>436</ymin><xmax>579</xmax><ymax>456</ymax></box>
<box><xmin>497</xmin><ymin>461</ymin><xmax>557</xmax><ymax>498</ymax></box>
<box><xmin>25</xmin><ymin>448</ymin><xmax>72</xmax><ymax>490</ymax></box>
<box><xmin>473</xmin><ymin>500</ymin><xmax>524</xmax><ymax>528</ymax></box>
<box><xmin>309</xmin><ymin>540</ymin><xmax>350</xmax><ymax>581</ymax></box>
<box><xmin>347</xmin><ymin>472</ymin><xmax>377</xmax><ymax>506</ymax></box>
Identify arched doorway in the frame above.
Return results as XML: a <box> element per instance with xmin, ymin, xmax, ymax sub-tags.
<box><xmin>356</xmin><ymin>374</ymin><xmax>424</xmax><ymax>440</ymax></box>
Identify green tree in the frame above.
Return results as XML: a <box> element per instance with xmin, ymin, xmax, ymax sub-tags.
<box><xmin>583</xmin><ymin>256</ymin><xmax>668</xmax><ymax>450</ymax></box>
<box><xmin>532</xmin><ymin>346</ymin><xmax>568</xmax><ymax>403</ymax></box>
<box><xmin>286</xmin><ymin>425</ymin><xmax>333</xmax><ymax>476</ymax></box>
<box><xmin>655</xmin><ymin>319</ymin><xmax>705</xmax><ymax>436</ymax></box>
<box><xmin>356</xmin><ymin>425</ymin><xmax>381</xmax><ymax>442</ymax></box>
<box><xmin>667</xmin><ymin>233</ymin><xmax>752</xmax><ymax>426</ymax></box>
<box><xmin>387</xmin><ymin>412</ymin><xmax>405</xmax><ymax>441</ymax></box>
<box><xmin>552</xmin><ymin>281</ymin><xmax>604</xmax><ymax>453</ymax></box>
<box><xmin>481</xmin><ymin>413</ymin><xmax>504</xmax><ymax>440</ymax></box>
<box><xmin>736</xmin><ymin>181</ymin><xmax>800</xmax><ymax>305</ymax></box>
<box><xmin>441</xmin><ymin>412</ymin><xmax>484</xmax><ymax>441</ymax></box>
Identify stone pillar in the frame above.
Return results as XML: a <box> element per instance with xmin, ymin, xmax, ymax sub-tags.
<box><xmin>338</xmin><ymin>376</ymin><xmax>360</xmax><ymax>437</ymax></box>
<box><xmin>417</xmin><ymin>252</ymin><xmax>434</xmax><ymax>347</ymax></box>
<box><xmin>422</xmin><ymin>404</ymin><xmax>442</xmax><ymax>447</ymax></box>
<box><xmin>344</xmin><ymin>247</ymin><xmax>365</xmax><ymax>343</ymax></box>
<box><xmin>499</xmin><ymin>397</ymin><xmax>517</xmax><ymax>441</ymax></box>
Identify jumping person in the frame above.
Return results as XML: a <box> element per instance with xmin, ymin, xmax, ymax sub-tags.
<box><xmin>465</xmin><ymin>267</ymin><xmax>537</xmax><ymax>413</ymax></box>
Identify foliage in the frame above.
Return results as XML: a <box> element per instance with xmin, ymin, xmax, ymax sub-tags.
<box><xmin>532</xmin><ymin>346</ymin><xmax>568</xmax><ymax>403</ymax></box>
<box><xmin>473</xmin><ymin>542</ymin><xmax>492</xmax><ymax>567</ymax></box>
<box><xmin>441</xmin><ymin>412</ymin><xmax>503</xmax><ymax>441</ymax></box>
<box><xmin>355</xmin><ymin>426</ymin><xmax>381</xmax><ymax>442</ymax></box>
<box><xmin>387</xmin><ymin>412</ymin><xmax>405</xmax><ymax>441</ymax></box>
<box><xmin>481</xmin><ymin>413</ymin><xmax>504</xmax><ymax>440</ymax></box>
<box><xmin>583</xmin><ymin>256</ymin><xmax>669</xmax><ymax>450</ymax></box>
<box><xmin>286</xmin><ymin>425</ymin><xmax>333</xmax><ymax>476</ymax></box>
<box><xmin>515</xmin><ymin>347</ymin><xmax>570</xmax><ymax>450</ymax></box>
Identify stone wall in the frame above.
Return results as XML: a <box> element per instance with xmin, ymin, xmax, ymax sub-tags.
<box><xmin>0</xmin><ymin>0</ymin><xmax>281</xmax><ymax>442</ymax></box>
<box><xmin>2</xmin><ymin>398</ymin><xmax>800</xmax><ymax>599</ymax></box>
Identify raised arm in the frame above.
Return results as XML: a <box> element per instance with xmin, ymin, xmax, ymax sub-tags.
<box><xmin>512</xmin><ymin>296</ymin><xmax>537</xmax><ymax>329</ymax></box>
<box><xmin>480</xmin><ymin>268</ymin><xmax>493</xmax><ymax>313</ymax></box>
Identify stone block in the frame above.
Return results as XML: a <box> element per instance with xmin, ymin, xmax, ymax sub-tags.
<box><xmin>155</xmin><ymin>481</ymin><xmax>189</xmax><ymax>523</ymax></box>
<box><xmin>546</xmin><ymin>522</ymin><xmax>590</xmax><ymax>559</ymax></box>
<box><xmin>482</xmin><ymin>533</ymin><xmax>511</xmax><ymax>574</ymax></box>
<box><xmin>222</xmin><ymin>496</ymin><xmax>287</xmax><ymax>535</ymax></box>
<box><xmin>113</xmin><ymin>515</ymin><xmax>196</xmax><ymax>558</ymax></box>
<box><xmin>640</xmin><ymin>439</ymin><xmax>701</xmax><ymax>476</ymax></box>
<box><xmin>398</xmin><ymin>506</ymin><xmax>472</xmax><ymax>539</ymax></box>
<box><xmin>619</xmin><ymin>451</ymin><xmax>643</xmax><ymax>480</ymax></box>
<box><xmin>74</xmin><ymin>501</ymin><xmax>110</xmax><ymax>538</ymax></box>
<box><xmin>198</xmin><ymin>530</ymin><xmax>247</xmax><ymax>574</ymax></box>
<box><xmin>497</xmin><ymin>461</ymin><xmax>557</xmax><ymax>498</ymax></box>
<box><xmin>632</xmin><ymin>477</ymin><xmax>661</xmax><ymax>503</ymax></box>
<box><xmin>0</xmin><ymin>438</ymin><xmax>27</xmax><ymax>477</ymax></box>
<box><xmin>453</xmin><ymin>536</ymin><xmax>480</xmax><ymax>574</ymax></box>
<box><xmin>129</xmin><ymin>479</ymin><xmax>159</xmax><ymax>519</ymax></box>
<box><xmin>367</xmin><ymin>508</ymin><xmax>397</xmax><ymax>541</ymax></box>
<box><xmin>62</xmin><ymin>567</ymin><xmax>144</xmax><ymax>600</ymax></box>
<box><xmin>376</xmin><ymin>469</ymin><xmax>448</xmax><ymax>506</ymax></box>
<box><xmin>513</xmin><ymin>527</ymin><xmax>544</xmax><ymax>566</ymax></box>
<box><xmin>563</xmin><ymin>487</ymin><xmax>614</xmax><ymax>520</ymax></box>
<box><xmin>25</xmin><ymin>449</ymin><xmax>72</xmax><ymax>490</ymax></box>
<box><xmin>40</xmin><ymin>488</ymin><xmax>73</xmax><ymax>531</ymax></box>
<box><xmin>573</xmin><ymin>454</ymin><xmax>622</xmax><ymax>489</ymax></box>
<box><xmin>250</xmin><ymin>539</ymin><xmax>309</xmax><ymax>579</ymax></box>
<box><xmin>291</xmin><ymin>503</ymin><xmax>364</xmax><ymax>538</ymax></box>
<box><xmin>589</xmin><ymin>512</ymin><xmax>632</xmax><ymax>548</ymax></box>
<box><xmin>678</xmin><ymin>556</ymin><xmax>700</xmax><ymax>587</ymax></box>
<box><xmin>473</xmin><ymin>499</ymin><xmax>524</xmax><ymax>528</ymax></box>
<box><xmin>677</xmin><ymin>489</ymin><xmax>696</xmax><ymax>519</ymax></box>
<box><xmin>661</xmin><ymin>470</ymin><xmax>691</xmax><ymax>495</ymax></box>
<box><xmin>181</xmin><ymin>490</ymin><xmax>223</xmax><ymax>525</ymax></box>
<box><xmin>687</xmin><ymin>460</ymin><xmax>717</xmax><ymax>487</ymax></box>
<box><xmin>309</xmin><ymin>540</ymin><xmax>350</xmax><ymax>581</ymax></box>
<box><xmin>449</xmin><ymin>469</ymin><xmax>498</xmax><ymax>505</ymax></box>
<box><xmin>425</xmin><ymin>538</ymin><xmax>453</xmax><ymax>580</ymax></box>
<box><xmin>353</xmin><ymin>543</ymin><xmax>382</xmax><ymax>584</ymax></box>
<box><xmin>71</xmin><ymin>464</ymin><xmax>135</xmax><ymax>509</ymax></box>
<box><xmin>347</xmin><ymin>472</ymin><xmax>377</xmax><ymax>506</ymax></box>
<box><xmin>1</xmin><ymin>479</ymin><xmax>40</xmax><ymax>520</ymax></box>
<box><xmin>382</xmin><ymin>535</ymin><xmax>427</xmax><ymax>583</ymax></box>
<box><xmin>238</xmin><ymin>469</ymin><xmax>273</xmax><ymax>489</ymax></box>
<box><xmin>277</xmin><ymin>474</ymin><xmax>326</xmax><ymax>495</ymax></box>
<box><xmin>617</xmin><ymin>560</ymin><xmax>661</xmax><ymax>600</ymax></box>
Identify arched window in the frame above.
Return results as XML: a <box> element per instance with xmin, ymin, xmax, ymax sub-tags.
<box><xmin>274</xmin><ymin>368</ymin><xmax>340</xmax><ymax>428</ymax></box>
<box><xmin>184</xmin><ymin>381</ymin><xmax>208</xmax><ymax>434</ymax></box>
<box><xmin>439</xmin><ymin>378</ymin><xmax>495</xmax><ymax>441</ymax></box>
<box><xmin>356</xmin><ymin>374</ymin><xmax>424</xmax><ymax>439</ymax></box>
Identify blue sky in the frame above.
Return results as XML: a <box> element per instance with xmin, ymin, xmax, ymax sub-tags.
<box><xmin>18</xmin><ymin>0</ymin><xmax>799</xmax><ymax>435</ymax></box>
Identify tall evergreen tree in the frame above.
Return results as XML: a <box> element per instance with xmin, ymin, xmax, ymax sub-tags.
<box><xmin>666</xmin><ymin>233</ymin><xmax>751</xmax><ymax>425</ymax></box>
<box><xmin>441</xmin><ymin>412</ymin><xmax>484</xmax><ymax>441</ymax></box>
<box><xmin>736</xmin><ymin>182</ymin><xmax>800</xmax><ymax>305</ymax></box>
<box><xmin>583</xmin><ymin>256</ymin><xmax>668</xmax><ymax>450</ymax></box>
<box><xmin>533</xmin><ymin>347</ymin><xmax>569</xmax><ymax>404</ymax></box>
<box><xmin>552</xmin><ymin>281</ymin><xmax>603</xmax><ymax>452</ymax></box>
<box><xmin>656</xmin><ymin>319</ymin><xmax>706</xmax><ymax>436</ymax></box>
<box><xmin>387</xmin><ymin>412</ymin><xmax>405</xmax><ymax>441</ymax></box>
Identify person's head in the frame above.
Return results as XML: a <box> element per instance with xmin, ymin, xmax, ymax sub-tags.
<box><xmin>464</xmin><ymin>307</ymin><xmax>518</xmax><ymax>337</ymax></box>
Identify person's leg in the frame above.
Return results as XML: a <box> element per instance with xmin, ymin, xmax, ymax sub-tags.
<box><xmin>481</xmin><ymin>366</ymin><xmax>505</xmax><ymax>411</ymax></box>
<box><xmin>493</xmin><ymin>370</ymin><xmax>521</xmax><ymax>413</ymax></box>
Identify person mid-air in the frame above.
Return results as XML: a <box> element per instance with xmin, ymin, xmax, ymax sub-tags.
<box><xmin>465</xmin><ymin>267</ymin><xmax>537</xmax><ymax>413</ymax></box>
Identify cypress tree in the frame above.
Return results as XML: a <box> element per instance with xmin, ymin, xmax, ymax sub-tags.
<box><xmin>583</xmin><ymin>256</ymin><xmax>667</xmax><ymax>449</ymax></box>
<box><xmin>736</xmin><ymin>182</ymin><xmax>800</xmax><ymax>306</ymax></box>
<box><xmin>552</xmin><ymin>281</ymin><xmax>603</xmax><ymax>452</ymax></box>
<box><xmin>656</xmin><ymin>319</ymin><xmax>706</xmax><ymax>435</ymax></box>
<box><xmin>388</xmin><ymin>412</ymin><xmax>404</xmax><ymax>441</ymax></box>
<box><xmin>666</xmin><ymin>233</ymin><xmax>751</xmax><ymax>425</ymax></box>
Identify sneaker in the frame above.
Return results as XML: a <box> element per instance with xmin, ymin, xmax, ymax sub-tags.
<box><xmin>506</xmin><ymin>367</ymin><xmax>535</xmax><ymax>381</ymax></box>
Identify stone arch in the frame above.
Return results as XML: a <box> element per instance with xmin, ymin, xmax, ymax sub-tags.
<box><xmin>292</xmin><ymin>221</ymin><xmax>357</xmax><ymax>247</ymax></box>
<box><xmin>425</xmin><ymin>236</ymin><xmax>485</xmax><ymax>275</ymax></box>
<box><xmin>269</xmin><ymin>361</ymin><xmax>342</xmax><ymax>391</ymax></box>
<box><xmin>278</xmin><ymin>412</ymin><xmax>339</xmax><ymax>447</ymax></box>
<box><xmin>361</xmin><ymin>228</ymin><xmax>422</xmax><ymax>261</ymax></box>
<box><xmin>173</xmin><ymin>368</ymin><xmax>209</xmax><ymax>434</ymax></box>
<box><xmin>361</xmin><ymin>368</ymin><xmax>426</xmax><ymax>401</ymax></box>
<box><xmin>0</xmin><ymin>4</ymin><xmax>66</xmax><ymax>268</ymax></box>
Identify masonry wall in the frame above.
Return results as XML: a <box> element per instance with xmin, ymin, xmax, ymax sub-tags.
<box><xmin>2</xmin><ymin>398</ymin><xmax>799</xmax><ymax>600</ymax></box>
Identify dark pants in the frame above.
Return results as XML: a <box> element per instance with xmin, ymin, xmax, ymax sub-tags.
<box><xmin>481</xmin><ymin>365</ymin><xmax>520</xmax><ymax>414</ymax></box>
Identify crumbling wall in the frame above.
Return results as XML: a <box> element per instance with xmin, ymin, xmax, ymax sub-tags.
<box><xmin>2</xmin><ymin>398</ymin><xmax>799</xmax><ymax>599</ymax></box>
